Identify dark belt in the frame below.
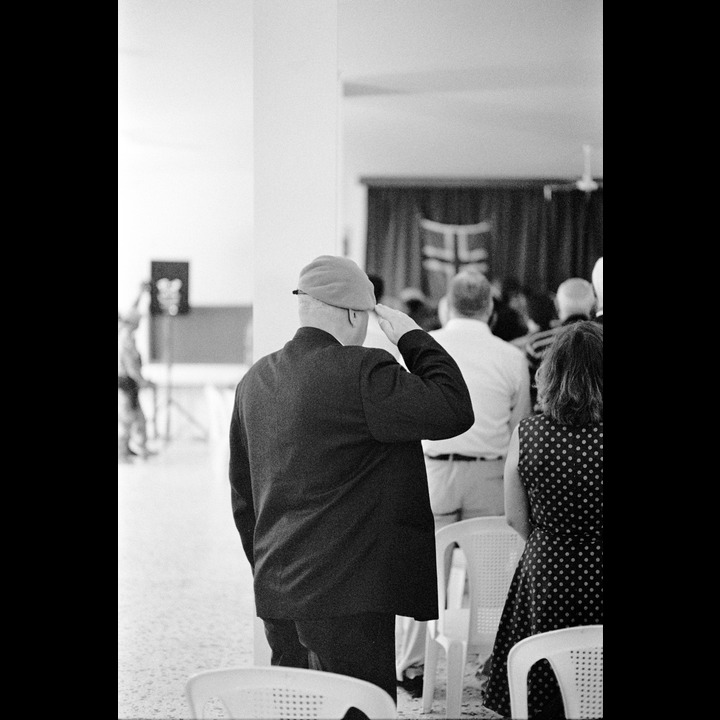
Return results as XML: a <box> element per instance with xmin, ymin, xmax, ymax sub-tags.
<box><xmin>425</xmin><ymin>453</ymin><xmax>503</xmax><ymax>462</ymax></box>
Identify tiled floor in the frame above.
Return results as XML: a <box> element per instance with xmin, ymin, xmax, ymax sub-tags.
<box><xmin>118</xmin><ymin>439</ymin><xmax>494</xmax><ymax>719</ymax></box>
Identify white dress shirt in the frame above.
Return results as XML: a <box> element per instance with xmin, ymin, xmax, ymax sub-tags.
<box><xmin>422</xmin><ymin>317</ymin><xmax>532</xmax><ymax>458</ymax></box>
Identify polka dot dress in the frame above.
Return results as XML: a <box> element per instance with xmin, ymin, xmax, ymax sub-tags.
<box><xmin>483</xmin><ymin>415</ymin><xmax>603</xmax><ymax>718</ymax></box>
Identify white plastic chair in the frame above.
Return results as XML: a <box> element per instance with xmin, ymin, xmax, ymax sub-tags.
<box><xmin>422</xmin><ymin>516</ymin><xmax>525</xmax><ymax>719</ymax></box>
<box><xmin>507</xmin><ymin>625</ymin><xmax>603</xmax><ymax>720</ymax></box>
<box><xmin>185</xmin><ymin>665</ymin><xmax>397</xmax><ymax>719</ymax></box>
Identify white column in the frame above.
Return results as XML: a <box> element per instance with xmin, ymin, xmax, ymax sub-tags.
<box><xmin>251</xmin><ymin>0</ymin><xmax>340</xmax><ymax>665</ymax></box>
<box><xmin>253</xmin><ymin>0</ymin><xmax>341</xmax><ymax>362</ymax></box>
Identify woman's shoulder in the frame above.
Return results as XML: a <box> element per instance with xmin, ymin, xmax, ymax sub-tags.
<box><xmin>519</xmin><ymin>413</ymin><xmax>549</xmax><ymax>430</ymax></box>
<box><xmin>520</xmin><ymin>413</ymin><xmax>599</xmax><ymax>433</ymax></box>
<box><xmin>520</xmin><ymin>415</ymin><xmax>602</xmax><ymax>442</ymax></box>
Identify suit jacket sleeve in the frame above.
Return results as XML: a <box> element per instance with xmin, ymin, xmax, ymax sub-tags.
<box><xmin>228</xmin><ymin>383</ymin><xmax>256</xmax><ymax>569</ymax></box>
<box><xmin>361</xmin><ymin>329</ymin><xmax>474</xmax><ymax>443</ymax></box>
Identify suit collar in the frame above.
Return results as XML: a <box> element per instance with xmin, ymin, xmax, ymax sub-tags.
<box><xmin>293</xmin><ymin>326</ymin><xmax>342</xmax><ymax>346</ymax></box>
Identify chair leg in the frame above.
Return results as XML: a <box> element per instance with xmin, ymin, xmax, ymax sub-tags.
<box><xmin>421</xmin><ymin>624</ymin><xmax>439</xmax><ymax>713</ymax></box>
<box><xmin>444</xmin><ymin>640</ymin><xmax>468</xmax><ymax>720</ymax></box>
<box><xmin>447</xmin><ymin>547</ymin><xmax>467</xmax><ymax>609</ymax></box>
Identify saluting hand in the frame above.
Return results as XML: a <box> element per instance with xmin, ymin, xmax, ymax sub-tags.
<box><xmin>375</xmin><ymin>303</ymin><xmax>423</xmax><ymax>345</ymax></box>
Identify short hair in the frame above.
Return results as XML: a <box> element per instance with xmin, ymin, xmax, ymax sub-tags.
<box><xmin>535</xmin><ymin>320</ymin><xmax>603</xmax><ymax>425</ymax></box>
<box><xmin>297</xmin><ymin>292</ymin><xmax>345</xmax><ymax>323</ymax></box>
<box><xmin>448</xmin><ymin>269</ymin><xmax>493</xmax><ymax>317</ymax></box>
<box><xmin>367</xmin><ymin>274</ymin><xmax>385</xmax><ymax>302</ymax></box>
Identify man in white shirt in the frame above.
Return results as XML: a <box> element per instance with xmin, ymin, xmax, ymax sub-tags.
<box><xmin>395</xmin><ymin>267</ymin><xmax>532</xmax><ymax>694</ymax></box>
<box><xmin>424</xmin><ymin>268</ymin><xmax>531</xmax><ymax>523</ymax></box>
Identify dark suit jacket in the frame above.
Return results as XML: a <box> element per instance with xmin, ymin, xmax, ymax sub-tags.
<box><xmin>229</xmin><ymin>326</ymin><xmax>473</xmax><ymax>621</ymax></box>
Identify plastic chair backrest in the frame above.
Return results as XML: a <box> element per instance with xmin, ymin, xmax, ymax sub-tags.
<box><xmin>507</xmin><ymin>625</ymin><xmax>603</xmax><ymax>720</ymax></box>
<box><xmin>436</xmin><ymin>516</ymin><xmax>525</xmax><ymax>647</ymax></box>
<box><xmin>185</xmin><ymin>666</ymin><xmax>397</xmax><ymax>719</ymax></box>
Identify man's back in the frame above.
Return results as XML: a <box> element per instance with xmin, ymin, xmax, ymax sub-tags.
<box><xmin>423</xmin><ymin>318</ymin><xmax>531</xmax><ymax>458</ymax></box>
<box><xmin>230</xmin><ymin>324</ymin><xmax>473</xmax><ymax>621</ymax></box>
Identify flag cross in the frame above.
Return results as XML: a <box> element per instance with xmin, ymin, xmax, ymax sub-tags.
<box><xmin>420</xmin><ymin>219</ymin><xmax>491</xmax><ymax>281</ymax></box>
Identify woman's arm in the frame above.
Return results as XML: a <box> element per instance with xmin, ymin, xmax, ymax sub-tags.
<box><xmin>504</xmin><ymin>426</ymin><xmax>531</xmax><ymax>540</ymax></box>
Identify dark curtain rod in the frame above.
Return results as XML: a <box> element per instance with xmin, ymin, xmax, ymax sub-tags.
<box><xmin>359</xmin><ymin>177</ymin><xmax>603</xmax><ymax>189</ymax></box>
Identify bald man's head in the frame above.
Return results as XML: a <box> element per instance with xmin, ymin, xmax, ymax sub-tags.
<box><xmin>555</xmin><ymin>278</ymin><xmax>596</xmax><ymax>320</ymax></box>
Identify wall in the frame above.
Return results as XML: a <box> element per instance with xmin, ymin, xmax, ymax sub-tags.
<box><xmin>118</xmin><ymin>0</ymin><xmax>254</xmax><ymax>316</ymax></box>
<box><xmin>149</xmin><ymin>307</ymin><xmax>252</xmax><ymax>364</ymax></box>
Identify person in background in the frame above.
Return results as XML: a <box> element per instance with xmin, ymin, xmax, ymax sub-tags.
<box><xmin>118</xmin><ymin>282</ymin><xmax>155</xmax><ymax>462</ymax></box>
<box><xmin>228</xmin><ymin>255</ymin><xmax>474</xmax><ymax>709</ymax></box>
<box><xmin>437</xmin><ymin>293</ymin><xmax>450</xmax><ymax>327</ymax></box>
<box><xmin>364</xmin><ymin>273</ymin><xmax>401</xmax><ymax>360</ymax></box>
<box><xmin>489</xmin><ymin>276</ymin><xmax>530</xmax><ymax>342</ymax></box>
<box><xmin>510</xmin><ymin>290</ymin><xmax>557</xmax><ymax>350</ymax></box>
<box><xmin>592</xmin><ymin>256</ymin><xmax>603</xmax><ymax>324</ymax></box>
<box><xmin>400</xmin><ymin>287</ymin><xmax>441</xmax><ymax>331</ymax></box>
<box><xmin>395</xmin><ymin>268</ymin><xmax>532</xmax><ymax>695</ymax></box>
<box><xmin>523</xmin><ymin>278</ymin><xmax>596</xmax><ymax>410</ymax></box>
<box><xmin>481</xmin><ymin>321</ymin><xmax>603</xmax><ymax>719</ymax></box>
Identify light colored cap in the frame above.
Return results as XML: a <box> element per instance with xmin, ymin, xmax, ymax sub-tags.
<box><xmin>293</xmin><ymin>255</ymin><xmax>376</xmax><ymax>311</ymax></box>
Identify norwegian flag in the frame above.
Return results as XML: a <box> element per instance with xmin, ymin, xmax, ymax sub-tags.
<box><xmin>420</xmin><ymin>218</ymin><xmax>491</xmax><ymax>300</ymax></box>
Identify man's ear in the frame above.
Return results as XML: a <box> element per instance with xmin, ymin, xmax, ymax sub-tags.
<box><xmin>348</xmin><ymin>309</ymin><xmax>360</xmax><ymax>327</ymax></box>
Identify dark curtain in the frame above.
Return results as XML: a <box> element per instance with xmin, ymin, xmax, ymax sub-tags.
<box><xmin>365</xmin><ymin>183</ymin><xmax>603</xmax><ymax>302</ymax></box>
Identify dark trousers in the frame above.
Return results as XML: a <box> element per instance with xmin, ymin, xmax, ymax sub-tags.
<box><xmin>262</xmin><ymin>613</ymin><xmax>397</xmax><ymax>707</ymax></box>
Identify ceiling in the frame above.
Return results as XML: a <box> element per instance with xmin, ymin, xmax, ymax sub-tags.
<box><xmin>118</xmin><ymin>0</ymin><xmax>603</xmax><ymax>180</ymax></box>
<box><xmin>338</xmin><ymin>0</ymin><xmax>603</xmax><ymax>179</ymax></box>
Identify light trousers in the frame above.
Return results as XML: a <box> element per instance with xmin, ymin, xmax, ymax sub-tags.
<box><xmin>395</xmin><ymin>457</ymin><xmax>505</xmax><ymax>680</ymax></box>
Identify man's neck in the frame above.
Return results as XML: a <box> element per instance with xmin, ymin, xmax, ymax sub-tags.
<box><xmin>448</xmin><ymin>312</ymin><xmax>489</xmax><ymax>324</ymax></box>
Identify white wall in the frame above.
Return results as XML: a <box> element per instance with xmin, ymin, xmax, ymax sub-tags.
<box><xmin>118</xmin><ymin>0</ymin><xmax>254</xmax><ymax>314</ymax></box>
<box><xmin>253</xmin><ymin>0</ymin><xmax>341</xmax><ymax>359</ymax></box>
